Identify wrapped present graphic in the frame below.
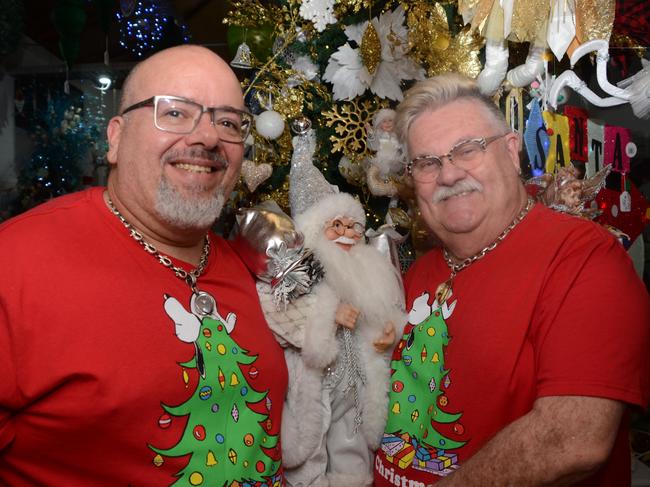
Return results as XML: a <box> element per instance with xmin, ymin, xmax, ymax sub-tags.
<box><xmin>381</xmin><ymin>435</ymin><xmax>405</xmax><ymax>457</ymax></box>
<box><xmin>394</xmin><ymin>444</ymin><xmax>416</xmax><ymax>469</ymax></box>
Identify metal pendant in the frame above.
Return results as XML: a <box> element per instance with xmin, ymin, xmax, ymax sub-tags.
<box><xmin>435</xmin><ymin>279</ymin><xmax>453</xmax><ymax>305</ymax></box>
<box><xmin>193</xmin><ymin>291</ymin><xmax>215</xmax><ymax>316</ymax></box>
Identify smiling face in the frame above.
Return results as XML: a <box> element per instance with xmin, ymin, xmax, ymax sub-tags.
<box><xmin>407</xmin><ymin>98</ymin><xmax>526</xmax><ymax>253</ymax></box>
<box><xmin>106</xmin><ymin>45</ymin><xmax>245</xmax><ymax>231</ymax></box>
<box><xmin>323</xmin><ymin>216</ymin><xmax>364</xmax><ymax>251</ymax></box>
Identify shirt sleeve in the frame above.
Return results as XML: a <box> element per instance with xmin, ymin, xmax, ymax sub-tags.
<box><xmin>533</xmin><ymin>225</ymin><xmax>650</xmax><ymax>409</ymax></box>
<box><xmin>0</xmin><ymin>294</ymin><xmax>17</xmax><ymax>451</ymax></box>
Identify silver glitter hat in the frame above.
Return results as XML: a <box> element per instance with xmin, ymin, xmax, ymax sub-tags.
<box><xmin>288</xmin><ymin>128</ymin><xmax>338</xmax><ymax>217</ymax></box>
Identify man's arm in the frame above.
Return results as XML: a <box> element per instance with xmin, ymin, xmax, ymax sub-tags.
<box><xmin>436</xmin><ymin>395</ymin><xmax>624</xmax><ymax>487</ymax></box>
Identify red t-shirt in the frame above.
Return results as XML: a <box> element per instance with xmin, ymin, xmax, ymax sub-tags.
<box><xmin>0</xmin><ymin>188</ymin><xmax>288</xmax><ymax>486</ymax></box>
<box><xmin>374</xmin><ymin>204</ymin><xmax>650</xmax><ymax>486</ymax></box>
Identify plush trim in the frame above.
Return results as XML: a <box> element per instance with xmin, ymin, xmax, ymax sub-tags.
<box><xmin>295</xmin><ymin>192</ymin><xmax>366</xmax><ymax>248</ymax></box>
<box><xmin>301</xmin><ymin>282</ymin><xmax>339</xmax><ymax>369</ymax></box>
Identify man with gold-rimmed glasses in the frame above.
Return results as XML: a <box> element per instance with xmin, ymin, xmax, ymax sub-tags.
<box><xmin>0</xmin><ymin>45</ymin><xmax>288</xmax><ymax>485</ymax></box>
<box><xmin>374</xmin><ymin>73</ymin><xmax>649</xmax><ymax>487</ymax></box>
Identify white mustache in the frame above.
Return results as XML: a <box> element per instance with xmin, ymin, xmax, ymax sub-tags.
<box><xmin>432</xmin><ymin>179</ymin><xmax>483</xmax><ymax>203</ymax></box>
<box><xmin>334</xmin><ymin>235</ymin><xmax>357</xmax><ymax>245</ymax></box>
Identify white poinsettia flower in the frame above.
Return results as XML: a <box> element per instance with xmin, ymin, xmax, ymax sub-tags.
<box><xmin>299</xmin><ymin>0</ymin><xmax>337</xmax><ymax>33</ymax></box>
<box><xmin>324</xmin><ymin>6</ymin><xmax>425</xmax><ymax>101</ymax></box>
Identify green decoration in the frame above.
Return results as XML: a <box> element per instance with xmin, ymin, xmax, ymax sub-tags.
<box><xmin>227</xmin><ymin>24</ymin><xmax>275</xmax><ymax>63</ymax></box>
<box><xmin>51</xmin><ymin>0</ymin><xmax>87</xmax><ymax>68</ymax></box>
<box><xmin>15</xmin><ymin>85</ymin><xmax>101</xmax><ymax>214</ymax></box>
<box><xmin>384</xmin><ymin>305</ymin><xmax>465</xmax><ymax>463</ymax></box>
<box><xmin>152</xmin><ymin>306</ymin><xmax>280</xmax><ymax>485</ymax></box>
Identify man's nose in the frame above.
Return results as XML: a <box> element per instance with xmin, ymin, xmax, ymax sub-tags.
<box><xmin>186</xmin><ymin>111</ymin><xmax>222</xmax><ymax>146</ymax></box>
<box><xmin>436</xmin><ymin>156</ymin><xmax>466</xmax><ymax>185</ymax></box>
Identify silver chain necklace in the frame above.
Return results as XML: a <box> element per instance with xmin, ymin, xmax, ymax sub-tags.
<box><xmin>435</xmin><ymin>197</ymin><xmax>534</xmax><ymax>304</ymax></box>
<box><xmin>106</xmin><ymin>195</ymin><xmax>218</xmax><ymax>378</ymax></box>
<box><xmin>106</xmin><ymin>196</ymin><xmax>211</xmax><ymax>295</ymax></box>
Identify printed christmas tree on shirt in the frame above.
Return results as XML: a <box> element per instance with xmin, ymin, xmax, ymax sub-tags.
<box><xmin>381</xmin><ymin>291</ymin><xmax>465</xmax><ymax>475</ymax></box>
<box><xmin>152</xmin><ymin>295</ymin><xmax>281</xmax><ymax>486</ymax></box>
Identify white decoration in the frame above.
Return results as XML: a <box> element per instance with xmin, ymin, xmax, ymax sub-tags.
<box><xmin>323</xmin><ymin>6</ymin><xmax>425</xmax><ymax>101</ymax></box>
<box><xmin>256</xmin><ymin>110</ymin><xmax>285</xmax><ymax>140</ymax></box>
<box><xmin>291</xmin><ymin>55</ymin><xmax>320</xmax><ymax>82</ymax></box>
<box><xmin>299</xmin><ymin>0</ymin><xmax>337</xmax><ymax>33</ymax></box>
<box><xmin>626</xmin><ymin>142</ymin><xmax>637</xmax><ymax>158</ymax></box>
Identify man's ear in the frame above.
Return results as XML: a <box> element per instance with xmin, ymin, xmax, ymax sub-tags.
<box><xmin>106</xmin><ymin>116</ymin><xmax>124</xmax><ymax>164</ymax></box>
<box><xmin>504</xmin><ymin>131</ymin><xmax>522</xmax><ymax>172</ymax></box>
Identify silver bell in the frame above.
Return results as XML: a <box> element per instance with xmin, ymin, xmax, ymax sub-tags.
<box><xmin>230</xmin><ymin>42</ymin><xmax>253</xmax><ymax>70</ymax></box>
<box><xmin>290</xmin><ymin>116</ymin><xmax>312</xmax><ymax>135</ymax></box>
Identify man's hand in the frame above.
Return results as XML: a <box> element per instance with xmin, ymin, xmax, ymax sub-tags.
<box><xmin>335</xmin><ymin>303</ymin><xmax>360</xmax><ymax>329</ymax></box>
<box><xmin>373</xmin><ymin>321</ymin><xmax>396</xmax><ymax>352</ymax></box>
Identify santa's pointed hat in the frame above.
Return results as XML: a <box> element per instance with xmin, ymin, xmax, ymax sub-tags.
<box><xmin>289</xmin><ymin>129</ymin><xmax>366</xmax><ymax>247</ymax></box>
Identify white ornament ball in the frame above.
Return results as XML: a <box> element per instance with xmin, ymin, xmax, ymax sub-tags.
<box><xmin>256</xmin><ymin>111</ymin><xmax>285</xmax><ymax>140</ymax></box>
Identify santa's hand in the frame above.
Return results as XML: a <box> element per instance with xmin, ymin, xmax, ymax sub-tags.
<box><xmin>373</xmin><ymin>321</ymin><xmax>396</xmax><ymax>353</ymax></box>
<box><xmin>335</xmin><ymin>303</ymin><xmax>359</xmax><ymax>329</ymax></box>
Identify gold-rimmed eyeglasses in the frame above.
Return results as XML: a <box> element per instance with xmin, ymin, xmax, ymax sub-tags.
<box><xmin>327</xmin><ymin>219</ymin><xmax>365</xmax><ymax>237</ymax></box>
<box><xmin>407</xmin><ymin>133</ymin><xmax>508</xmax><ymax>183</ymax></box>
<box><xmin>121</xmin><ymin>95</ymin><xmax>253</xmax><ymax>144</ymax></box>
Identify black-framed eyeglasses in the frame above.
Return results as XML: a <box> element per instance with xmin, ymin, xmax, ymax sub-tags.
<box><xmin>121</xmin><ymin>95</ymin><xmax>253</xmax><ymax>144</ymax></box>
<box><xmin>407</xmin><ymin>133</ymin><xmax>508</xmax><ymax>183</ymax></box>
<box><xmin>327</xmin><ymin>219</ymin><xmax>365</xmax><ymax>237</ymax></box>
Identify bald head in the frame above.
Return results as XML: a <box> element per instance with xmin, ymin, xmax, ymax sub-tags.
<box><xmin>119</xmin><ymin>45</ymin><xmax>243</xmax><ymax>113</ymax></box>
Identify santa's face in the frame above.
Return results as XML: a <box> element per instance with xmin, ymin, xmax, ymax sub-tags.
<box><xmin>323</xmin><ymin>216</ymin><xmax>364</xmax><ymax>251</ymax></box>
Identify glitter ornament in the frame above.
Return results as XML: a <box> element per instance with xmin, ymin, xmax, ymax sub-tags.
<box><xmin>241</xmin><ymin>159</ymin><xmax>273</xmax><ymax>192</ymax></box>
<box><xmin>360</xmin><ymin>23</ymin><xmax>381</xmax><ymax>75</ymax></box>
<box><xmin>230</xmin><ymin>42</ymin><xmax>253</xmax><ymax>69</ymax></box>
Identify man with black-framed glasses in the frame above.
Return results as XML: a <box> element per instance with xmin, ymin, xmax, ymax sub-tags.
<box><xmin>0</xmin><ymin>45</ymin><xmax>288</xmax><ymax>486</ymax></box>
<box><xmin>374</xmin><ymin>73</ymin><xmax>649</xmax><ymax>487</ymax></box>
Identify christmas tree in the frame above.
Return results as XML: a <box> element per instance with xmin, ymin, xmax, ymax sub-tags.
<box><xmin>381</xmin><ymin>300</ymin><xmax>465</xmax><ymax>473</ymax></box>
<box><xmin>152</xmin><ymin>312</ymin><xmax>281</xmax><ymax>486</ymax></box>
<box><xmin>222</xmin><ymin>0</ymin><xmax>483</xmax><ymax>250</ymax></box>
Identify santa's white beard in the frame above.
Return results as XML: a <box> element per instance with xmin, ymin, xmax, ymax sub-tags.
<box><xmin>310</xmin><ymin>234</ymin><xmax>404</xmax><ymax>327</ymax></box>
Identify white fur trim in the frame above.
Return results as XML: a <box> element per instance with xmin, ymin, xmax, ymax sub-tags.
<box><xmin>301</xmin><ymin>282</ymin><xmax>340</xmax><ymax>369</ymax></box>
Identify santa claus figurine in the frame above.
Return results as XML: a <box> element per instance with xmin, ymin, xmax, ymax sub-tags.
<box><xmin>257</xmin><ymin>129</ymin><xmax>407</xmax><ymax>487</ymax></box>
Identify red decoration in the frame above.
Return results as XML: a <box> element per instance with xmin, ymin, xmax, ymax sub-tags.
<box><xmin>603</xmin><ymin>126</ymin><xmax>631</xmax><ymax>174</ymax></box>
<box><xmin>595</xmin><ymin>181</ymin><xmax>650</xmax><ymax>243</ymax></box>
<box><xmin>563</xmin><ymin>106</ymin><xmax>588</xmax><ymax>162</ymax></box>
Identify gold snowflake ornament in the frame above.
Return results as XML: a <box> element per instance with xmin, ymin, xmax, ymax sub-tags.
<box><xmin>322</xmin><ymin>98</ymin><xmax>387</xmax><ymax>160</ymax></box>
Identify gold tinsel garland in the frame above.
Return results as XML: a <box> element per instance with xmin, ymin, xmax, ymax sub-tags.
<box><xmin>222</xmin><ymin>0</ymin><xmax>281</xmax><ymax>28</ymax></box>
<box><xmin>405</xmin><ymin>1</ymin><xmax>484</xmax><ymax>78</ymax></box>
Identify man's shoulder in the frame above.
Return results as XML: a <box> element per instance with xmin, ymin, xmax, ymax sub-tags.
<box><xmin>0</xmin><ymin>188</ymin><xmax>101</xmax><ymax>241</ymax></box>
<box><xmin>529</xmin><ymin>203</ymin><xmax>617</xmax><ymax>246</ymax></box>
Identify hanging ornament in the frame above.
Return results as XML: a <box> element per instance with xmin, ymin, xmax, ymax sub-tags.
<box><xmin>360</xmin><ymin>22</ymin><xmax>381</xmax><ymax>75</ymax></box>
<box><xmin>241</xmin><ymin>159</ymin><xmax>272</xmax><ymax>192</ymax></box>
<box><xmin>256</xmin><ymin>111</ymin><xmax>285</xmax><ymax>140</ymax></box>
<box><xmin>230</xmin><ymin>41</ymin><xmax>253</xmax><ymax>69</ymax></box>
<box><xmin>290</xmin><ymin>117</ymin><xmax>311</xmax><ymax>135</ymax></box>
<box><xmin>51</xmin><ymin>0</ymin><xmax>87</xmax><ymax>70</ymax></box>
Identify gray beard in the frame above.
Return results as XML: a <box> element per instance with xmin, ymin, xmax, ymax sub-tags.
<box><xmin>155</xmin><ymin>175</ymin><xmax>225</xmax><ymax>230</ymax></box>
<box><xmin>311</xmin><ymin>233</ymin><xmax>404</xmax><ymax>326</ymax></box>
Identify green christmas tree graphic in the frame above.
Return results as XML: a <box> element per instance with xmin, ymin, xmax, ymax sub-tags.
<box><xmin>385</xmin><ymin>304</ymin><xmax>465</xmax><ymax>453</ymax></box>
<box><xmin>152</xmin><ymin>312</ymin><xmax>280</xmax><ymax>486</ymax></box>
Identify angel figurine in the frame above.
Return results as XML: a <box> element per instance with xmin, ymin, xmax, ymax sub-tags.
<box><xmin>365</xmin><ymin>109</ymin><xmax>406</xmax><ymax>201</ymax></box>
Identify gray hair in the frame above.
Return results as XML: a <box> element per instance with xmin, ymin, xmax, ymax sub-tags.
<box><xmin>395</xmin><ymin>73</ymin><xmax>509</xmax><ymax>156</ymax></box>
